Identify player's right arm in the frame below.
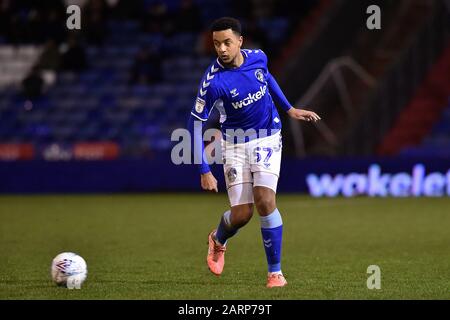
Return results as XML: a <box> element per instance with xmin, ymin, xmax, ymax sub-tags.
<box><xmin>187</xmin><ymin>67</ymin><xmax>221</xmax><ymax>192</ymax></box>
<box><xmin>187</xmin><ymin>115</ymin><xmax>218</xmax><ymax>192</ymax></box>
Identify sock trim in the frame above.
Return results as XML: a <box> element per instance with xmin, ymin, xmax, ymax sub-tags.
<box><xmin>260</xmin><ymin>208</ymin><xmax>282</xmax><ymax>229</ymax></box>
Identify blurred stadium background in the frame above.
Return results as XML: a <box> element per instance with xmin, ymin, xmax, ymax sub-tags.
<box><xmin>0</xmin><ymin>0</ymin><xmax>448</xmax><ymax>193</ymax></box>
<box><xmin>0</xmin><ymin>0</ymin><xmax>449</xmax><ymax>194</ymax></box>
<box><xmin>1</xmin><ymin>0</ymin><xmax>450</xmax><ymax>300</ymax></box>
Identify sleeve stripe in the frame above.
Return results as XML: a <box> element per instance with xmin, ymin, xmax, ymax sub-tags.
<box><xmin>191</xmin><ymin>112</ymin><xmax>208</xmax><ymax>122</ymax></box>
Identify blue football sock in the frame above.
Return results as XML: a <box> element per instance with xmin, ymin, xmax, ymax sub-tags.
<box><xmin>215</xmin><ymin>210</ymin><xmax>238</xmax><ymax>246</ymax></box>
<box><xmin>260</xmin><ymin>208</ymin><xmax>283</xmax><ymax>273</ymax></box>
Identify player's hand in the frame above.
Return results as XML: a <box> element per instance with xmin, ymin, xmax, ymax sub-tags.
<box><xmin>287</xmin><ymin>107</ymin><xmax>321</xmax><ymax>122</ymax></box>
<box><xmin>201</xmin><ymin>172</ymin><xmax>218</xmax><ymax>193</ymax></box>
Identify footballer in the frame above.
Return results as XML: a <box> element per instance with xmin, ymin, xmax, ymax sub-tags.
<box><xmin>187</xmin><ymin>17</ymin><xmax>320</xmax><ymax>288</ymax></box>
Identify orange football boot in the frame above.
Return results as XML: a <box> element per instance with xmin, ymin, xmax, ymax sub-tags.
<box><xmin>206</xmin><ymin>229</ymin><xmax>226</xmax><ymax>276</ymax></box>
<box><xmin>266</xmin><ymin>273</ymin><xmax>287</xmax><ymax>288</ymax></box>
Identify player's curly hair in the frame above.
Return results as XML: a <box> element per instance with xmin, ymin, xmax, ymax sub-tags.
<box><xmin>210</xmin><ymin>17</ymin><xmax>242</xmax><ymax>36</ymax></box>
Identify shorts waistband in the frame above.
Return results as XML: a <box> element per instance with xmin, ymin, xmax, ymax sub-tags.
<box><xmin>222</xmin><ymin>129</ymin><xmax>280</xmax><ymax>144</ymax></box>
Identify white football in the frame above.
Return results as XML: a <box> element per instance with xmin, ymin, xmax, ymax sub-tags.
<box><xmin>51</xmin><ymin>252</ymin><xmax>87</xmax><ymax>289</ymax></box>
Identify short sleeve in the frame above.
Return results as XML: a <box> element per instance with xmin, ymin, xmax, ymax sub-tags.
<box><xmin>190</xmin><ymin>67</ymin><xmax>220</xmax><ymax>121</ymax></box>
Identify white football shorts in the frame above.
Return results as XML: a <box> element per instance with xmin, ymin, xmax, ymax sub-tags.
<box><xmin>222</xmin><ymin>131</ymin><xmax>282</xmax><ymax>207</ymax></box>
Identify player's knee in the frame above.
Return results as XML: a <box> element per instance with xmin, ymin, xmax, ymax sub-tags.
<box><xmin>254</xmin><ymin>196</ymin><xmax>276</xmax><ymax>216</ymax></box>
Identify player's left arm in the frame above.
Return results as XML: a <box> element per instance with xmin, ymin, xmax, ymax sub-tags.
<box><xmin>267</xmin><ymin>71</ymin><xmax>321</xmax><ymax>122</ymax></box>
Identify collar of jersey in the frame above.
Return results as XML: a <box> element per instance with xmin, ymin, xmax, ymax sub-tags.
<box><xmin>216</xmin><ymin>50</ymin><xmax>247</xmax><ymax>71</ymax></box>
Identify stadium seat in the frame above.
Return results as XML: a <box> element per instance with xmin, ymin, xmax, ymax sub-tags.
<box><xmin>0</xmin><ymin>3</ymin><xmax>300</xmax><ymax>157</ymax></box>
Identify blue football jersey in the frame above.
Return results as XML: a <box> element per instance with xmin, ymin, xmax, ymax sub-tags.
<box><xmin>190</xmin><ymin>49</ymin><xmax>287</xmax><ymax>139</ymax></box>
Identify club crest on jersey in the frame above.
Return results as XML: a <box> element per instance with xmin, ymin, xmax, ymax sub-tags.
<box><xmin>227</xmin><ymin>167</ymin><xmax>237</xmax><ymax>183</ymax></box>
<box><xmin>255</xmin><ymin>69</ymin><xmax>265</xmax><ymax>83</ymax></box>
<box><xmin>195</xmin><ymin>97</ymin><xmax>205</xmax><ymax>113</ymax></box>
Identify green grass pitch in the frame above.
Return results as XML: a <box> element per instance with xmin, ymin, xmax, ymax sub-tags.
<box><xmin>0</xmin><ymin>194</ymin><xmax>449</xmax><ymax>299</ymax></box>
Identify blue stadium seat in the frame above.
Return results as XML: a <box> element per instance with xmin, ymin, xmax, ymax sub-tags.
<box><xmin>130</xmin><ymin>84</ymin><xmax>152</xmax><ymax>97</ymax></box>
<box><xmin>79</xmin><ymin>71</ymin><xmax>100</xmax><ymax>85</ymax></box>
<box><xmin>258</xmin><ymin>18</ymin><xmax>290</xmax><ymax>45</ymax></box>
<box><xmin>0</xmin><ymin>1</ymin><xmax>298</xmax><ymax>156</ymax></box>
<box><xmin>73</xmin><ymin>123</ymin><xmax>100</xmax><ymax>141</ymax></box>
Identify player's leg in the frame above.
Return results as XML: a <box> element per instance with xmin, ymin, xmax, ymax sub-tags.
<box><xmin>207</xmin><ymin>138</ymin><xmax>254</xmax><ymax>276</ymax></box>
<box><xmin>253</xmin><ymin>177</ymin><xmax>287</xmax><ymax>288</ymax></box>
<box><xmin>253</xmin><ymin>185</ymin><xmax>276</xmax><ymax>216</ymax></box>
<box><xmin>250</xmin><ymin>131</ymin><xmax>287</xmax><ymax>287</ymax></box>
<box><xmin>216</xmin><ymin>139</ymin><xmax>254</xmax><ymax>245</ymax></box>
<box><xmin>214</xmin><ymin>195</ymin><xmax>254</xmax><ymax>246</ymax></box>
<box><xmin>207</xmin><ymin>184</ymin><xmax>254</xmax><ymax>276</ymax></box>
